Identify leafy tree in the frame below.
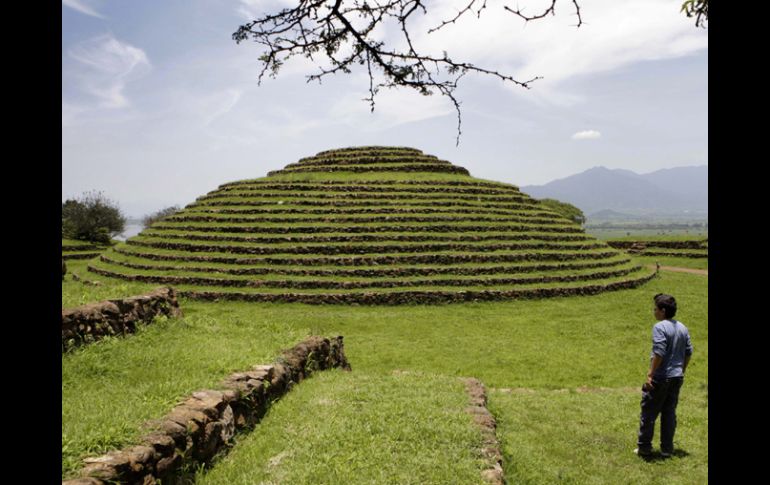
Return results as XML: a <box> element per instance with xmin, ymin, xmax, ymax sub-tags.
<box><xmin>538</xmin><ymin>198</ymin><xmax>585</xmax><ymax>225</ymax></box>
<box><xmin>142</xmin><ymin>206</ymin><xmax>180</xmax><ymax>229</ymax></box>
<box><xmin>681</xmin><ymin>0</ymin><xmax>708</xmax><ymax>28</ymax></box>
<box><xmin>62</xmin><ymin>191</ymin><xmax>126</xmax><ymax>244</ymax></box>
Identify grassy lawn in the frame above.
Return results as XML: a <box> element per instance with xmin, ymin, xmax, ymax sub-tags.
<box><xmin>196</xmin><ymin>371</ymin><xmax>487</xmax><ymax>485</ymax></box>
<box><xmin>62</xmin><ymin>269</ymin><xmax>707</xmax><ymax>482</ymax></box>
<box><xmin>490</xmin><ymin>383</ymin><xmax>708</xmax><ymax>485</ymax></box>
<box><xmin>634</xmin><ymin>255</ymin><xmax>708</xmax><ymax>271</ymax></box>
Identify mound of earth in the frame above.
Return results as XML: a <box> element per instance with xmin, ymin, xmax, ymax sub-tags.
<box><xmin>89</xmin><ymin>146</ymin><xmax>654</xmax><ymax>303</ymax></box>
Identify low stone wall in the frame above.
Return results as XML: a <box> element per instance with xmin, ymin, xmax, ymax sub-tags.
<box><xmin>61</xmin><ymin>287</ymin><xmax>183</xmax><ymax>351</ymax></box>
<box><xmin>636</xmin><ymin>251</ymin><xmax>708</xmax><ymax>258</ymax></box>
<box><xmin>463</xmin><ymin>378</ymin><xmax>504</xmax><ymax>485</ymax></box>
<box><xmin>607</xmin><ymin>240</ymin><xmax>707</xmax><ymax>250</ymax></box>
<box><xmin>63</xmin><ymin>336</ymin><xmax>351</xmax><ymax>485</ymax></box>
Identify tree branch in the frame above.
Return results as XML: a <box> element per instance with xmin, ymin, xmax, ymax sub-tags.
<box><xmin>233</xmin><ymin>0</ymin><xmax>583</xmax><ymax>144</ymax></box>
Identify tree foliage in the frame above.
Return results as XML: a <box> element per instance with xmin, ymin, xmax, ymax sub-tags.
<box><xmin>681</xmin><ymin>0</ymin><xmax>707</xmax><ymax>28</ymax></box>
<box><xmin>233</xmin><ymin>0</ymin><xmax>582</xmax><ymax>144</ymax></box>
<box><xmin>143</xmin><ymin>206</ymin><xmax>180</xmax><ymax>229</ymax></box>
<box><xmin>538</xmin><ymin>198</ymin><xmax>585</xmax><ymax>225</ymax></box>
<box><xmin>62</xmin><ymin>191</ymin><xmax>127</xmax><ymax>244</ymax></box>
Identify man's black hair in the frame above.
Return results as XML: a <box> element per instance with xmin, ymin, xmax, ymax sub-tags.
<box><xmin>654</xmin><ymin>293</ymin><xmax>677</xmax><ymax>319</ymax></box>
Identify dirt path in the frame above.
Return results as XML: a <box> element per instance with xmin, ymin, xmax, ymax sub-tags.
<box><xmin>648</xmin><ymin>264</ymin><xmax>708</xmax><ymax>276</ymax></box>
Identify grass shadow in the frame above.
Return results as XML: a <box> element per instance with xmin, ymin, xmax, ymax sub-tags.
<box><xmin>639</xmin><ymin>449</ymin><xmax>691</xmax><ymax>462</ymax></box>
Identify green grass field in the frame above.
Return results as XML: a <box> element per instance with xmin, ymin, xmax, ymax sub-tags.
<box><xmin>62</xmin><ymin>147</ymin><xmax>707</xmax><ymax>483</ymax></box>
<box><xmin>62</xmin><ymin>267</ymin><xmax>707</xmax><ymax>483</ymax></box>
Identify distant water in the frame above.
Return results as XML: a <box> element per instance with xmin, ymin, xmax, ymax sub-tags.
<box><xmin>114</xmin><ymin>223</ymin><xmax>144</xmax><ymax>242</ymax></box>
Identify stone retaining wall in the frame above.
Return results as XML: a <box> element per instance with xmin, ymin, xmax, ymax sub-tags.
<box><xmin>101</xmin><ymin>255</ymin><xmax>630</xmax><ymax>277</ymax></box>
<box><xmin>198</xmin><ymin>192</ymin><xmax>528</xmax><ymax>203</ymax></box>
<box><xmin>188</xmin><ymin>200</ymin><xmax>540</xmax><ymax>211</ymax></box>
<box><xmin>286</xmin><ymin>156</ymin><xmax>452</xmax><ymax>167</ymax></box>
<box><xmin>63</xmin><ymin>253</ymin><xmax>101</xmax><ymax>260</ymax></box>
<box><xmin>148</xmin><ymin>223</ymin><xmax>583</xmax><ymax>235</ymax></box>
<box><xmin>635</xmin><ymin>251</ymin><xmax>708</xmax><ymax>258</ymax></box>
<box><xmin>268</xmin><ymin>163</ymin><xmax>471</xmax><ymax>176</ymax></box>
<box><xmin>212</xmin><ymin>185</ymin><xmax>519</xmax><ymax>195</ymax></box>
<box><xmin>164</xmin><ymin>215</ymin><xmax>562</xmax><ymax>225</ymax></box>
<box><xmin>220</xmin><ymin>179</ymin><xmax>518</xmax><ymax>189</ymax></box>
<box><xmin>87</xmin><ymin>264</ymin><xmax>638</xmax><ymax>290</ymax></box>
<box><xmin>189</xmin><ymin>207</ymin><xmax>554</xmax><ymax>217</ymax></box>
<box><xmin>172</xmin><ymin>271</ymin><xmax>657</xmax><ymax>304</ymax></box>
<box><xmin>126</xmin><ymin>239</ymin><xmax>604</xmax><ymax>256</ymax></box>
<box><xmin>63</xmin><ymin>336</ymin><xmax>350</xmax><ymax>485</ymax></box>
<box><xmin>607</xmin><ymin>240</ymin><xmax>707</xmax><ymax>250</ymax></box>
<box><xmin>61</xmin><ymin>287</ymin><xmax>183</xmax><ymax>351</ymax></box>
<box><xmin>111</xmin><ymin>247</ymin><xmax>618</xmax><ymax>266</ymax></box>
<box><xmin>137</xmin><ymin>232</ymin><xmax>591</xmax><ymax>244</ymax></box>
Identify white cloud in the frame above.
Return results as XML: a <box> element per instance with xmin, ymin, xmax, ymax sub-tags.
<box><xmin>407</xmin><ymin>0</ymin><xmax>707</xmax><ymax>101</ymax></box>
<box><xmin>66</xmin><ymin>35</ymin><xmax>151</xmax><ymax>109</ymax></box>
<box><xmin>62</xmin><ymin>0</ymin><xmax>104</xmax><ymax>18</ymax></box>
<box><xmin>237</xmin><ymin>0</ymin><xmax>298</xmax><ymax>21</ymax></box>
<box><xmin>329</xmin><ymin>81</ymin><xmax>455</xmax><ymax>131</ymax></box>
<box><xmin>572</xmin><ymin>130</ymin><xmax>601</xmax><ymax>140</ymax></box>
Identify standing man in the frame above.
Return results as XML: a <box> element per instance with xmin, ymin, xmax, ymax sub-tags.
<box><xmin>635</xmin><ymin>293</ymin><xmax>693</xmax><ymax>458</ymax></box>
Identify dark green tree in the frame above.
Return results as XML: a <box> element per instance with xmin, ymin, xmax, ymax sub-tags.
<box><xmin>62</xmin><ymin>191</ymin><xmax>126</xmax><ymax>244</ymax></box>
<box><xmin>142</xmin><ymin>205</ymin><xmax>180</xmax><ymax>229</ymax></box>
<box><xmin>538</xmin><ymin>198</ymin><xmax>585</xmax><ymax>225</ymax></box>
<box><xmin>681</xmin><ymin>0</ymin><xmax>708</xmax><ymax>28</ymax></box>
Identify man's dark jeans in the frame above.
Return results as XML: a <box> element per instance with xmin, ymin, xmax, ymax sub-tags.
<box><xmin>637</xmin><ymin>376</ymin><xmax>684</xmax><ymax>453</ymax></box>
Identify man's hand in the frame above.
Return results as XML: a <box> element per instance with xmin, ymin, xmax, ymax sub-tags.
<box><xmin>644</xmin><ymin>374</ymin><xmax>655</xmax><ymax>391</ymax></box>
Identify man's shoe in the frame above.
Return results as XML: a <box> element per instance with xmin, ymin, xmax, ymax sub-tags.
<box><xmin>660</xmin><ymin>449</ymin><xmax>674</xmax><ymax>458</ymax></box>
<box><xmin>634</xmin><ymin>447</ymin><xmax>652</xmax><ymax>457</ymax></box>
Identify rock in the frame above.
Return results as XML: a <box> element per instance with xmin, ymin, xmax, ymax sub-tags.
<box><xmin>82</xmin><ymin>452</ymin><xmax>130</xmax><ymax>481</ymax></box>
<box><xmin>155</xmin><ymin>452</ymin><xmax>182</xmax><ymax>477</ymax></box>
<box><xmin>127</xmin><ymin>445</ymin><xmax>156</xmax><ymax>474</ymax></box>
<box><xmin>141</xmin><ymin>433</ymin><xmax>176</xmax><ymax>458</ymax></box>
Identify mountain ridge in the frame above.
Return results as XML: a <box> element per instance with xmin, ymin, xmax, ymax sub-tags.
<box><xmin>521</xmin><ymin>165</ymin><xmax>707</xmax><ymax>217</ymax></box>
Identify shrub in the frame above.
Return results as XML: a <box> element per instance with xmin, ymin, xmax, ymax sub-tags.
<box><xmin>142</xmin><ymin>206</ymin><xmax>180</xmax><ymax>228</ymax></box>
<box><xmin>538</xmin><ymin>198</ymin><xmax>586</xmax><ymax>225</ymax></box>
<box><xmin>62</xmin><ymin>191</ymin><xmax>126</xmax><ymax>244</ymax></box>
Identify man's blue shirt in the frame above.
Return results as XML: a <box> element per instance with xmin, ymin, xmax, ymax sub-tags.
<box><xmin>650</xmin><ymin>319</ymin><xmax>693</xmax><ymax>378</ymax></box>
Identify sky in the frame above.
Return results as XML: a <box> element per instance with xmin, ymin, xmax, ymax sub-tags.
<box><xmin>62</xmin><ymin>0</ymin><xmax>708</xmax><ymax>218</ymax></box>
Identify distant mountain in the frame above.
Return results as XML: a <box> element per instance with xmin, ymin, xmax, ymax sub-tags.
<box><xmin>521</xmin><ymin>166</ymin><xmax>707</xmax><ymax>217</ymax></box>
<box><xmin>588</xmin><ymin>209</ymin><xmax>645</xmax><ymax>220</ymax></box>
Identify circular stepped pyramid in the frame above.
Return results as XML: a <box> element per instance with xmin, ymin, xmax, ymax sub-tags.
<box><xmin>89</xmin><ymin>146</ymin><xmax>656</xmax><ymax>303</ymax></box>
